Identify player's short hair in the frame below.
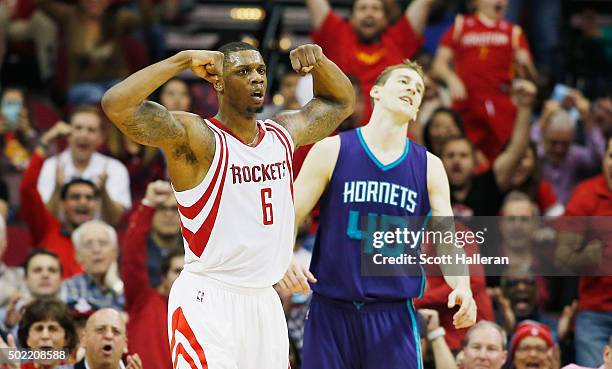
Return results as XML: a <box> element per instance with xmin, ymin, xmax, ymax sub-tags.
<box><xmin>374</xmin><ymin>59</ymin><xmax>425</xmax><ymax>88</ymax></box>
<box><xmin>218</xmin><ymin>42</ymin><xmax>261</xmax><ymax>65</ymax></box>
<box><xmin>463</xmin><ymin>320</ymin><xmax>508</xmax><ymax>349</ymax></box>
<box><xmin>60</xmin><ymin>178</ymin><xmax>99</xmax><ymax>200</ymax></box>
<box><xmin>370</xmin><ymin>59</ymin><xmax>425</xmax><ymax>106</ymax></box>
<box><xmin>24</xmin><ymin>249</ymin><xmax>63</xmax><ymax>277</ymax></box>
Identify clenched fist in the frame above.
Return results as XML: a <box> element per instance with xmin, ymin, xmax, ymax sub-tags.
<box><xmin>290</xmin><ymin>44</ymin><xmax>325</xmax><ymax>76</ymax></box>
<box><xmin>511</xmin><ymin>79</ymin><xmax>537</xmax><ymax>108</ymax></box>
<box><xmin>188</xmin><ymin>50</ymin><xmax>224</xmax><ymax>84</ymax></box>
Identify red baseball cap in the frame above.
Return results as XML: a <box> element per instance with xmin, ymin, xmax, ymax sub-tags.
<box><xmin>510</xmin><ymin>320</ymin><xmax>554</xmax><ymax>357</ymax></box>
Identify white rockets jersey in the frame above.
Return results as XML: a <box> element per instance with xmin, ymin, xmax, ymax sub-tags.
<box><xmin>172</xmin><ymin>118</ymin><xmax>295</xmax><ymax>289</ymax></box>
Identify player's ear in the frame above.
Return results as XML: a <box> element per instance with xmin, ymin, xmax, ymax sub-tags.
<box><xmin>370</xmin><ymin>85</ymin><xmax>381</xmax><ymax>103</ymax></box>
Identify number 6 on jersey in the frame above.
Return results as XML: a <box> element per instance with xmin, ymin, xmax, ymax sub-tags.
<box><xmin>260</xmin><ymin>188</ymin><xmax>274</xmax><ymax>225</ymax></box>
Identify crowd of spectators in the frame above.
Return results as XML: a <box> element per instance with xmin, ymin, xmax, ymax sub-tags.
<box><xmin>0</xmin><ymin>0</ymin><xmax>610</xmax><ymax>368</ymax></box>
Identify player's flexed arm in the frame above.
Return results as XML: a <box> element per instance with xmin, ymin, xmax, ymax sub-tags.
<box><xmin>101</xmin><ymin>50</ymin><xmax>223</xmax><ymax>190</ymax></box>
<box><xmin>427</xmin><ymin>153</ymin><xmax>477</xmax><ymax>329</ymax></box>
<box><xmin>274</xmin><ymin>44</ymin><xmax>355</xmax><ymax>147</ymax></box>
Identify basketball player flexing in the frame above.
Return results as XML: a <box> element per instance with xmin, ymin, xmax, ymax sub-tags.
<box><xmin>278</xmin><ymin>60</ymin><xmax>516</xmax><ymax>368</ymax></box>
<box><xmin>101</xmin><ymin>42</ymin><xmax>354</xmax><ymax>369</ymax></box>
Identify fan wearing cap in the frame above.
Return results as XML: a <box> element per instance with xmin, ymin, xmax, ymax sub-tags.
<box><xmin>511</xmin><ymin>321</ymin><xmax>558</xmax><ymax>369</ymax></box>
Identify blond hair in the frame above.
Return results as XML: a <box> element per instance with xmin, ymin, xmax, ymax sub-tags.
<box><xmin>371</xmin><ymin>59</ymin><xmax>425</xmax><ymax>106</ymax></box>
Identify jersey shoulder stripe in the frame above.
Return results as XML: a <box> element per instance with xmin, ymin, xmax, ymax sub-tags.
<box><xmin>264</xmin><ymin>122</ymin><xmax>295</xmax><ymax>198</ymax></box>
<box><xmin>177</xmin><ymin>126</ymin><xmax>229</xmax><ymax>257</ymax></box>
<box><xmin>176</xmin><ymin>125</ymin><xmax>226</xmax><ymax>220</ymax></box>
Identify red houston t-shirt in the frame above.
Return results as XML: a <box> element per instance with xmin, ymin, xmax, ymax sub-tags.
<box><xmin>563</xmin><ymin>174</ymin><xmax>612</xmax><ymax>312</ymax></box>
<box><xmin>311</xmin><ymin>11</ymin><xmax>423</xmax><ymax>120</ymax></box>
<box><xmin>439</xmin><ymin>14</ymin><xmax>530</xmax><ymax>98</ymax></box>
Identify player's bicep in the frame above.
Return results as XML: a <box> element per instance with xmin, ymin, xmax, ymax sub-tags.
<box><xmin>108</xmin><ymin>100</ymin><xmax>187</xmax><ymax>150</ymax></box>
<box><xmin>274</xmin><ymin>98</ymin><xmax>348</xmax><ymax>147</ymax></box>
<box><xmin>426</xmin><ymin>153</ymin><xmax>453</xmax><ymax>217</ymax></box>
<box><xmin>294</xmin><ymin>137</ymin><xmax>339</xmax><ymax>226</ymax></box>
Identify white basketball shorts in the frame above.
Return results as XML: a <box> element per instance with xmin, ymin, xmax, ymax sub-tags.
<box><xmin>167</xmin><ymin>270</ymin><xmax>289</xmax><ymax>369</ymax></box>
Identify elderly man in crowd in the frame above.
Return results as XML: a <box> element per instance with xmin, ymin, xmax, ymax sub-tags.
<box><xmin>60</xmin><ymin>220</ymin><xmax>124</xmax><ymax>311</ymax></box>
<box><xmin>536</xmin><ymin>95</ymin><xmax>605</xmax><ymax>204</ymax></box>
<box><xmin>461</xmin><ymin>321</ymin><xmax>508</xmax><ymax>369</ymax></box>
<box><xmin>75</xmin><ymin>308</ymin><xmax>141</xmax><ymax>369</ymax></box>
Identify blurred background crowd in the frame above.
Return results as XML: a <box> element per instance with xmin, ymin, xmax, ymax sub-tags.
<box><xmin>0</xmin><ymin>0</ymin><xmax>610</xmax><ymax>368</ymax></box>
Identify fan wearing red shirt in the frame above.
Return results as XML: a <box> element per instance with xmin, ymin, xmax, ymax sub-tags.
<box><xmin>307</xmin><ymin>0</ymin><xmax>435</xmax><ymax>120</ymax></box>
<box><xmin>19</xmin><ymin>122</ymin><xmax>99</xmax><ymax>278</ymax></box>
<box><xmin>555</xmin><ymin>132</ymin><xmax>612</xmax><ymax>367</ymax></box>
<box><xmin>432</xmin><ymin>0</ymin><xmax>537</xmax><ymax>161</ymax></box>
<box><xmin>121</xmin><ymin>180</ymin><xmax>184</xmax><ymax>369</ymax></box>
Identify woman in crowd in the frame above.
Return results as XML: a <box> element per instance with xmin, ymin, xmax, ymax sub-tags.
<box><xmin>0</xmin><ymin>297</ymin><xmax>78</xmax><ymax>369</ymax></box>
<box><xmin>507</xmin><ymin>142</ymin><xmax>564</xmax><ymax>216</ymax></box>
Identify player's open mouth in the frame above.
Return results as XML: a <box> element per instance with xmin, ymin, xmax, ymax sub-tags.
<box><xmin>250</xmin><ymin>91</ymin><xmax>264</xmax><ymax>104</ymax></box>
<box><xmin>400</xmin><ymin>96</ymin><xmax>413</xmax><ymax>105</ymax></box>
<box><xmin>526</xmin><ymin>362</ymin><xmax>541</xmax><ymax>369</ymax></box>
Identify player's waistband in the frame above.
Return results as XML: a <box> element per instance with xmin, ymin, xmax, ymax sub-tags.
<box><xmin>181</xmin><ymin>270</ymin><xmax>274</xmax><ymax>296</ymax></box>
<box><xmin>312</xmin><ymin>292</ymin><xmax>413</xmax><ymax>312</ymax></box>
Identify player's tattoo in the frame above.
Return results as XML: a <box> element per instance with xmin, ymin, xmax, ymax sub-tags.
<box><xmin>276</xmin><ymin>98</ymin><xmax>347</xmax><ymax>146</ymax></box>
<box><xmin>125</xmin><ymin>100</ymin><xmax>185</xmax><ymax>147</ymax></box>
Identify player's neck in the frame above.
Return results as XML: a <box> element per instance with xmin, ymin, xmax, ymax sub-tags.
<box><xmin>362</xmin><ymin>108</ymin><xmax>411</xmax><ymax>150</ymax></box>
<box><xmin>214</xmin><ymin>109</ymin><xmax>258</xmax><ymax>144</ymax></box>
